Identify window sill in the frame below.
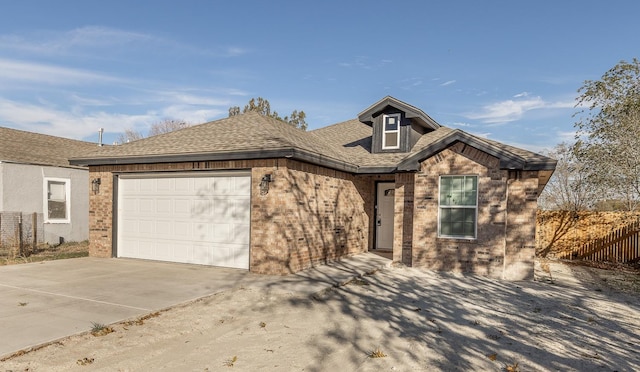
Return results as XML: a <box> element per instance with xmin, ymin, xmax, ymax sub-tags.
<box><xmin>45</xmin><ymin>220</ymin><xmax>71</xmax><ymax>224</ymax></box>
<box><xmin>436</xmin><ymin>236</ymin><xmax>477</xmax><ymax>243</ymax></box>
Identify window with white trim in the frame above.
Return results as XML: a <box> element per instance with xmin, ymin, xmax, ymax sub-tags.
<box><xmin>382</xmin><ymin>113</ymin><xmax>400</xmax><ymax>149</ymax></box>
<box><xmin>44</xmin><ymin>178</ymin><xmax>70</xmax><ymax>223</ymax></box>
<box><xmin>438</xmin><ymin>175</ymin><xmax>477</xmax><ymax>238</ymax></box>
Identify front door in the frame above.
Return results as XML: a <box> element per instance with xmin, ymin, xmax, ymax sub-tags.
<box><xmin>375</xmin><ymin>182</ymin><xmax>395</xmax><ymax>250</ymax></box>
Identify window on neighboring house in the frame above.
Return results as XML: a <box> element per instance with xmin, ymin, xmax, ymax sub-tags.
<box><xmin>382</xmin><ymin>113</ymin><xmax>400</xmax><ymax>149</ymax></box>
<box><xmin>44</xmin><ymin>178</ymin><xmax>70</xmax><ymax>223</ymax></box>
<box><xmin>439</xmin><ymin>175</ymin><xmax>477</xmax><ymax>238</ymax></box>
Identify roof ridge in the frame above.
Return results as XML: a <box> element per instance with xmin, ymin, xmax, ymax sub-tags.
<box><xmin>0</xmin><ymin>126</ymin><xmax>97</xmax><ymax>146</ymax></box>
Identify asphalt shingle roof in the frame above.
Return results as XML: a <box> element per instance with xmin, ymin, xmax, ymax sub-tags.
<box><xmin>0</xmin><ymin>126</ymin><xmax>98</xmax><ymax>169</ymax></box>
<box><xmin>72</xmin><ymin>109</ymin><xmax>555</xmax><ymax>172</ymax></box>
<box><xmin>78</xmin><ymin>112</ymin><xmax>346</xmax><ymax>162</ymax></box>
<box><xmin>309</xmin><ymin>119</ymin><xmax>457</xmax><ymax>167</ymax></box>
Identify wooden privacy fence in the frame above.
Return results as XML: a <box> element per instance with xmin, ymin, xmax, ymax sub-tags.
<box><xmin>558</xmin><ymin>219</ymin><xmax>640</xmax><ymax>263</ymax></box>
<box><xmin>0</xmin><ymin>212</ymin><xmax>44</xmax><ymax>258</ymax></box>
<box><xmin>536</xmin><ymin>210</ymin><xmax>640</xmax><ymax>263</ymax></box>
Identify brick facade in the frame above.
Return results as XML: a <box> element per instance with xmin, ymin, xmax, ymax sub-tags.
<box><xmin>88</xmin><ymin>143</ymin><xmax>539</xmax><ymax>279</ymax></box>
<box><xmin>400</xmin><ymin>143</ymin><xmax>538</xmax><ymax>279</ymax></box>
<box><xmin>88</xmin><ymin>159</ymin><xmax>371</xmax><ymax>275</ymax></box>
<box><xmin>249</xmin><ymin>159</ymin><xmax>371</xmax><ymax>274</ymax></box>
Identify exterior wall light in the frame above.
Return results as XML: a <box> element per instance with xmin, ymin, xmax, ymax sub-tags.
<box><xmin>91</xmin><ymin>178</ymin><xmax>101</xmax><ymax>194</ymax></box>
<box><xmin>260</xmin><ymin>174</ymin><xmax>273</xmax><ymax>195</ymax></box>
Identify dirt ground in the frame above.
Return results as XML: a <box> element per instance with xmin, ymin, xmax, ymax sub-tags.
<box><xmin>1</xmin><ymin>259</ymin><xmax>639</xmax><ymax>372</ymax></box>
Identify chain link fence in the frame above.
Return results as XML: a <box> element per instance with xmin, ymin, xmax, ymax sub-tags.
<box><xmin>0</xmin><ymin>212</ymin><xmax>44</xmax><ymax>258</ymax></box>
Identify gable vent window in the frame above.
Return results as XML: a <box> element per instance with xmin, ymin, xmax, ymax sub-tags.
<box><xmin>382</xmin><ymin>113</ymin><xmax>400</xmax><ymax>150</ymax></box>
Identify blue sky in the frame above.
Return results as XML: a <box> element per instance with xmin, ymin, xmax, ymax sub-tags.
<box><xmin>0</xmin><ymin>1</ymin><xmax>637</xmax><ymax>152</ymax></box>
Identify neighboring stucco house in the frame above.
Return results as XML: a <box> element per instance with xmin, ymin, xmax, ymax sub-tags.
<box><xmin>71</xmin><ymin>97</ymin><xmax>555</xmax><ymax>280</ymax></box>
<box><xmin>0</xmin><ymin>127</ymin><xmax>97</xmax><ymax>246</ymax></box>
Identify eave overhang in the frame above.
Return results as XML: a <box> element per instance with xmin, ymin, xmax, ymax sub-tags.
<box><xmin>396</xmin><ymin>130</ymin><xmax>557</xmax><ymax>172</ymax></box>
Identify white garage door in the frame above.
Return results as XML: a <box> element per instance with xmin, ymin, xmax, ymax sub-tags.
<box><xmin>117</xmin><ymin>172</ymin><xmax>251</xmax><ymax>269</ymax></box>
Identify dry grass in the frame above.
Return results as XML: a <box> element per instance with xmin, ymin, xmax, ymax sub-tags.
<box><xmin>223</xmin><ymin>356</ymin><xmax>237</xmax><ymax>367</ymax></box>
<box><xmin>0</xmin><ymin>241</ymin><xmax>89</xmax><ymax>265</ymax></box>
<box><xmin>369</xmin><ymin>347</ymin><xmax>387</xmax><ymax>358</ymax></box>
<box><xmin>90</xmin><ymin>322</ymin><xmax>114</xmax><ymax>337</ymax></box>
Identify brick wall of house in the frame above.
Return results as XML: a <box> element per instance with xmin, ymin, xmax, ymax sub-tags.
<box><xmin>503</xmin><ymin>171</ymin><xmax>539</xmax><ymax>280</ymax></box>
<box><xmin>88</xmin><ymin>158</ymin><xmax>371</xmax><ymax>275</ymax></box>
<box><xmin>393</xmin><ymin>173</ymin><xmax>415</xmax><ymax>265</ymax></box>
<box><xmin>89</xmin><ymin>170</ymin><xmax>114</xmax><ymax>258</ymax></box>
<box><xmin>250</xmin><ymin>159</ymin><xmax>370</xmax><ymax>274</ymax></box>
<box><xmin>408</xmin><ymin>143</ymin><xmax>534</xmax><ymax>279</ymax></box>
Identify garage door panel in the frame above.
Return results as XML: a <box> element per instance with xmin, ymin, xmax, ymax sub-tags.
<box><xmin>138</xmin><ymin>241</ymin><xmax>153</xmax><ymax>257</ymax></box>
<box><xmin>156</xmin><ymin>199</ymin><xmax>172</xmax><ymax>214</ymax></box>
<box><xmin>192</xmin><ymin>199</ymin><xmax>212</xmax><ymax>217</ymax></box>
<box><xmin>118</xmin><ymin>173</ymin><xmax>251</xmax><ymax>269</ymax></box>
<box><xmin>139</xmin><ymin>199</ymin><xmax>154</xmax><ymax>213</ymax></box>
<box><xmin>233</xmin><ymin>197</ymin><xmax>251</xmax><ymax>220</ymax></box>
<box><xmin>234</xmin><ymin>176</ymin><xmax>251</xmax><ymax>191</ymax></box>
<box><xmin>211</xmin><ymin>224</ymin><xmax>231</xmax><ymax>243</ymax></box>
<box><xmin>139</xmin><ymin>178</ymin><xmax>155</xmax><ymax>192</ymax></box>
<box><xmin>233</xmin><ymin>224</ymin><xmax>251</xmax><ymax>244</ymax></box>
<box><xmin>157</xmin><ymin>178</ymin><xmax>173</xmax><ymax>191</ymax></box>
<box><xmin>172</xmin><ymin>241</ymin><xmax>192</xmax><ymax>262</ymax></box>
<box><xmin>122</xmin><ymin>198</ymin><xmax>138</xmax><ymax>213</ymax></box>
<box><xmin>174</xmin><ymin>221</ymin><xmax>190</xmax><ymax>237</ymax></box>
<box><xmin>154</xmin><ymin>242</ymin><xmax>172</xmax><ymax>260</ymax></box>
<box><xmin>155</xmin><ymin>220</ymin><xmax>173</xmax><ymax>236</ymax></box>
<box><xmin>174</xmin><ymin>199</ymin><xmax>191</xmax><ymax>215</ymax></box>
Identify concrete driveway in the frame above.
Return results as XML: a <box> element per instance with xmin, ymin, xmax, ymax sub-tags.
<box><xmin>0</xmin><ymin>253</ymin><xmax>390</xmax><ymax>359</ymax></box>
<box><xmin>0</xmin><ymin>257</ymin><xmax>250</xmax><ymax>358</ymax></box>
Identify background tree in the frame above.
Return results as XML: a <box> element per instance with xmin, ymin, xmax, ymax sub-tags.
<box><xmin>538</xmin><ymin>142</ymin><xmax>598</xmax><ymax>211</ymax></box>
<box><xmin>116</xmin><ymin>128</ymin><xmax>144</xmax><ymax>144</ymax></box>
<box><xmin>148</xmin><ymin>119</ymin><xmax>189</xmax><ymax>136</ymax></box>
<box><xmin>229</xmin><ymin>97</ymin><xmax>308</xmax><ymax>130</ymax></box>
<box><xmin>117</xmin><ymin>119</ymin><xmax>190</xmax><ymax>144</ymax></box>
<box><xmin>573</xmin><ymin>58</ymin><xmax>640</xmax><ymax>211</ymax></box>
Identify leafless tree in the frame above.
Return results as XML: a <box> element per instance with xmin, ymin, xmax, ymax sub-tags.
<box><xmin>116</xmin><ymin>119</ymin><xmax>190</xmax><ymax>144</ymax></box>
<box><xmin>538</xmin><ymin>142</ymin><xmax>599</xmax><ymax>211</ymax></box>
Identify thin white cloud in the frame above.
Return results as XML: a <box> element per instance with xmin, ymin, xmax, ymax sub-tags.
<box><xmin>557</xmin><ymin>130</ymin><xmax>578</xmax><ymax>142</ymax></box>
<box><xmin>161</xmin><ymin>105</ymin><xmax>226</xmax><ymax>124</ymax></box>
<box><xmin>450</xmin><ymin>122</ymin><xmax>473</xmax><ymax>127</ymax></box>
<box><xmin>69</xmin><ymin>94</ymin><xmax>119</xmax><ymax>107</ymax></box>
<box><xmin>467</xmin><ymin>96</ymin><xmax>574</xmax><ymax>124</ymax></box>
<box><xmin>513</xmin><ymin>92</ymin><xmax>529</xmax><ymax>98</ymax></box>
<box><xmin>440</xmin><ymin>80</ymin><xmax>456</xmax><ymax>86</ymax></box>
<box><xmin>0</xmin><ymin>58</ymin><xmax>123</xmax><ymax>85</ymax></box>
<box><xmin>0</xmin><ymin>98</ymin><xmax>155</xmax><ymax>139</ymax></box>
<box><xmin>0</xmin><ymin>26</ymin><xmax>153</xmax><ymax>55</ymax></box>
<box><xmin>0</xmin><ymin>26</ymin><xmax>249</xmax><ymax>59</ymax></box>
<box><xmin>225</xmin><ymin>47</ymin><xmax>249</xmax><ymax>57</ymax></box>
<box><xmin>338</xmin><ymin>56</ymin><xmax>391</xmax><ymax>70</ymax></box>
<box><xmin>501</xmin><ymin>140</ymin><xmax>549</xmax><ymax>154</ymax></box>
<box><xmin>226</xmin><ymin>89</ymin><xmax>250</xmax><ymax>96</ymax></box>
<box><xmin>157</xmin><ymin>91</ymin><xmax>231</xmax><ymax>107</ymax></box>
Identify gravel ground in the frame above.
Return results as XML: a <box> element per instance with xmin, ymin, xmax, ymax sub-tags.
<box><xmin>2</xmin><ymin>260</ymin><xmax>639</xmax><ymax>371</ymax></box>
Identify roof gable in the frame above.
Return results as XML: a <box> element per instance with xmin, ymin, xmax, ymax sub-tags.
<box><xmin>357</xmin><ymin>96</ymin><xmax>440</xmax><ymax>131</ymax></box>
<box><xmin>0</xmin><ymin>126</ymin><xmax>97</xmax><ymax>169</ymax></box>
<box><xmin>396</xmin><ymin>130</ymin><xmax>556</xmax><ymax>171</ymax></box>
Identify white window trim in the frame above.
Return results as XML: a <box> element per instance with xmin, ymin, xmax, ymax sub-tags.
<box><xmin>437</xmin><ymin>175</ymin><xmax>478</xmax><ymax>239</ymax></box>
<box><xmin>43</xmin><ymin>177</ymin><xmax>71</xmax><ymax>223</ymax></box>
<box><xmin>381</xmin><ymin>113</ymin><xmax>401</xmax><ymax>150</ymax></box>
